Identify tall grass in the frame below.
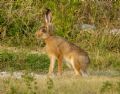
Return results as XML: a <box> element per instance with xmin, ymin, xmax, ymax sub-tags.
<box><xmin>0</xmin><ymin>0</ymin><xmax>120</xmax><ymax>46</ymax></box>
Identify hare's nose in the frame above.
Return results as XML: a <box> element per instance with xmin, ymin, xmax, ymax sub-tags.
<box><xmin>35</xmin><ymin>32</ymin><xmax>38</xmax><ymax>37</ymax></box>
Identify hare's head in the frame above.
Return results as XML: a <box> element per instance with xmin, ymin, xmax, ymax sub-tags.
<box><xmin>35</xmin><ymin>9</ymin><xmax>53</xmax><ymax>39</ymax></box>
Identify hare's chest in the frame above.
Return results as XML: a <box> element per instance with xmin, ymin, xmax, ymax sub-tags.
<box><xmin>45</xmin><ymin>44</ymin><xmax>60</xmax><ymax>55</ymax></box>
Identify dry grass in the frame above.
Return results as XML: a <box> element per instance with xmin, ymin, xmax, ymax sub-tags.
<box><xmin>0</xmin><ymin>74</ymin><xmax>119</xmax><ymax>94</ymax></box>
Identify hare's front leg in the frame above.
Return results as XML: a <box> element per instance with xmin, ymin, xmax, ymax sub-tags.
<box><xmin>48</xmin><ymin>56</ymin><xmax>56</xmax><ymax>75</ymax></box>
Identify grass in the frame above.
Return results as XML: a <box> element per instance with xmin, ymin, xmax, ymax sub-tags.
<box><xmin>0</xmin><ymin>49</ymin><xmax>49</xmax><ymax>72</ymax></box>
<box><xmin>0</xmin><ymin>74</ymin><xmax>120</xmax><ymax>94</ymax></box>
<box><xmin>0</xmin><ymin>44</ymin><xmax>120</xmax><ymax>72</ymax></box>
<box><xmin>1</xmin><ymin>37</ymin><xmax>120</xmax><ymax>94</ymax></box>
<box><xmin>0</xmin><ymin>0</ymin><xmax>120</xmax><ymax>47</ymax></box>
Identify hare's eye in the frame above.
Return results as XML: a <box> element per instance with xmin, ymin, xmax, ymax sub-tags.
<box><xmin>41</xmin><ymin>28</ymin><xmax>47</xmax><ymax>33</ymax></box>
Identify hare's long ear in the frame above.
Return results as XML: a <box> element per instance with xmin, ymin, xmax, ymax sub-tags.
<box><xmin>44</xmin><ymin>9</ymin><xmax>53</xmax><ymax>34</ymax></box>
<box><xmin>45</xmin><ymin>9</ymin><xmax>52</xmax><ymax>25</ymax></box>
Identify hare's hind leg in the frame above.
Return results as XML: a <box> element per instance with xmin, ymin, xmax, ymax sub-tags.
<box><xmin>71</xmin><ymin>59</ymin><xmax>81</xmax><ymax>76</ymax></box>
<box><xmin>80</xmin><ymin>69</ymin><xmax>88</xmax><ymax>77</ymax></box>
<box><xmin>80</xmin><ymin>64</ymin><xmax>89</xmax><ymax>77</ymax></box>
<box><xmin>57</xmin><ymin>55</ymin><xmax>63</xmax><ymax>76</ymax></box>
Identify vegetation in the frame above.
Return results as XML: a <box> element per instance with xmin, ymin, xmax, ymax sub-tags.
<box><xmin>0</xmin><ymin>75</ymin><xmax>120</xmax><ymax>94</ymax></box>
<box><xmin>0</xmin><ymin>50</ymin><xmax>49</xmax><ymax>72</ymax></box>
<box><xmin>0</xmin><ymin>0</ymin><xmax>120</xmax><ymax>94</ymax></box>
<box><xmin>0</xmin><ymin>0</ymin><xmax>120</xmax><ymax>48</ymax></box>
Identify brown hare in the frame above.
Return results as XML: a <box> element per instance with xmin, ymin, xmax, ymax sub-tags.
<box><xmin>35</xmin><ymin>9</ymin><xmax>90</xmax><ymax>76</ymax></box>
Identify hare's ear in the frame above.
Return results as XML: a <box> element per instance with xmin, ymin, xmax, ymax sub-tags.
<box><xmin>45</xmin><ymin>8</ymin><xmax>52</xmax><ymax>25</ymax></box>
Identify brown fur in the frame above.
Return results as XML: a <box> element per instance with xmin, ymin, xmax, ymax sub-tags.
<box><xmin>35</xmin><ymin>9</ymin><xmax>90</xmax><ymax>76</ymax></box>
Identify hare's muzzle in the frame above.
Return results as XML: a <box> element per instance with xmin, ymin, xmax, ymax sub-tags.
<box><xmin>35</xmin><ymin>31</ymin><xmax>42</xmax><ymax>39</ymax></box>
